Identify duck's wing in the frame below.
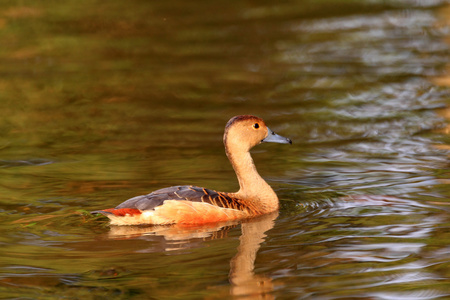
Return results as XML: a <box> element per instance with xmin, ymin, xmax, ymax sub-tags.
<box><xmin>114</xmin><ymin>185</ymin><xmax>246</xmax><ymax>211</ymax></box>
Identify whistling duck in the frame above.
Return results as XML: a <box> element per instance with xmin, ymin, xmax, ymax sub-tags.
<box><xmin>92</xmin><ymin>115</ymin><xmax>291</xmax><ymax>225</ymax></box>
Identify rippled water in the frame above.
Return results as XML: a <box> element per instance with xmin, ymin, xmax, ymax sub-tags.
<box><xmin>1</xmin><ymin>0</ymin><xmax>450</xmax><ymax>299</ymax></box>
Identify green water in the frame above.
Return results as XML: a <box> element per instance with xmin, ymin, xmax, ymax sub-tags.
<box><xmin>1</xmin><ymin>0</ymin><xmax>449</xmax><ymax>299</ymax></box>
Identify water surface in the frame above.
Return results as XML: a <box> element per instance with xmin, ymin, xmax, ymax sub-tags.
<box><xmin>1</xmin><ymin>0</ymin><xmax>450</xmax><ymax>299</ymax></box>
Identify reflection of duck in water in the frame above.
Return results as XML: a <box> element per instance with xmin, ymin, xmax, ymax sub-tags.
<box><xmin>92</xmin><ymin>115</ymin><xmax>291</xmax><ymax>225</ymax></box>
<box><xmin>98</xmin><ymin>211</ymin><xmax>278</xmax><ymax>299</ymax></box>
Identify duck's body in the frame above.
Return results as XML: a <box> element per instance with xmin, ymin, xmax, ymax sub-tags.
<box><xmin>97</xmin><ymin>186</ymin><xmax>250</xmax><ymax>225</ymax></box>
<box><xmin>92</xmin><ymin>115</ymin><xmax>291</xmax><ymax>226</ymax></box>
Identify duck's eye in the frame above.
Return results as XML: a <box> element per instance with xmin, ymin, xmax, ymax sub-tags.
<box><xmin>253</xmin><ymin>123</ymin><xmax>260</xmax><ymax>129</ymax></box>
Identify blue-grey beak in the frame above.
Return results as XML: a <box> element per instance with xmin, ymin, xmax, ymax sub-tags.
<box><xmin>262</xmin><ymin>127</ymin><xmax>292</xmax><ymax>144</ymax></box>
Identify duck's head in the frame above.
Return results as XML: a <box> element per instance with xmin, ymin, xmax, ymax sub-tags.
<box><xmin>224</xmin><ymin>115</ymin><xmax>292</xmax><ymax>152</ymax></box>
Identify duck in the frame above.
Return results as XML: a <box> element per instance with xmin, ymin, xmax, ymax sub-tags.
<box><xmin>92</xmin><ymin>115</ymin><xmax>291</xmax><ymax>226</ymax></box>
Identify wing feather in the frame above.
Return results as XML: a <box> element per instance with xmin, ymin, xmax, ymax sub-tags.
<box><xmin>115</xmin><ymin>185</ymin><xmax>247</xmax><ymax>212</ymax></box>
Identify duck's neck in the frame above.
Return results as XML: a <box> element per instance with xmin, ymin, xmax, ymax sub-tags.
<box><xmin>226</xmin><ymin>148</ymin><xmax>279</xmax><ymax>214</ymax></box>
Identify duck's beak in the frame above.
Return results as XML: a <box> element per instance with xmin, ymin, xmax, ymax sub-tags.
<box><xmin>262</xmin><ymin>127</ymin><xmax>292</xmax><ymax>144</ymax></box>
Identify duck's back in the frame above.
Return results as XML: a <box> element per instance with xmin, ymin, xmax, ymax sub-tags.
<box><xmin>117</xmin><ymin>185</ymin><xmax>247</xmax><ymax>211</ymax></box>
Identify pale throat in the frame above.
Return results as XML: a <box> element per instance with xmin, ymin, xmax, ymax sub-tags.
<box><xmin>226</xmin><ymin>145</ymin><xmax>279</xmax><ymax>210</ymax></box>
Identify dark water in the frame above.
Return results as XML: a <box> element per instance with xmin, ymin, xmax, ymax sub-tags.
<box><xmin>1</xmin><ymin>0</ymin><xmax>450</xmax><ymax>299</ymax></box>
